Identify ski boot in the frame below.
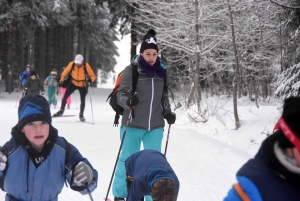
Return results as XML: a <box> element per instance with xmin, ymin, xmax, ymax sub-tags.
<box><xmin>79</xmin><ymin>113</ymin><xmax>85</xmax><ymax>121</ymax></box>
<box><xmin>53</xmin><ymin>109</ymin><xmax>64</xmax><ymax>117</ymax></box>
<box><xmin>114</xmin><ymin>198</ymin><xmax>125</xmax><ymax>201</ymax></box>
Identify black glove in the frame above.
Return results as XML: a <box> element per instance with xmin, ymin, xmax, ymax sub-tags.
<box><xmin>127</xmin><ymin>96</ymin><xmax>139</xmax><ymax>107</ymax></box>
<box><xmin>87</xmin><ymin>78</ymin><xmax>92</xmax><ymax>84</ymax></box>
<box><xmin>58</xmin><ymin>81</ymin><xmax>63</xmax><ymax>87</ymax></box>
<box><xmin>166</xmin><ymin>112</ymin><xmax>176</xmax><ymax>124</ymax></box>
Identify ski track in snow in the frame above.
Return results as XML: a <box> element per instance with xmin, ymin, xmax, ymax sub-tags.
<box><xmin>0</xmin><ymin>89</ymin><xmax>252</xmax><ymax>201</ymax></box>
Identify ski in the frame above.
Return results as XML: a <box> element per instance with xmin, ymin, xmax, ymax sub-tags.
<box><xmin>77</xmin><ymin>121</ymin><xmax>94</xmax><ymax>125</ymax></box>
<box><xmin>52</xmin><ymin>115</ymin><xmax>76</xmax><ymax>118</ymax></box>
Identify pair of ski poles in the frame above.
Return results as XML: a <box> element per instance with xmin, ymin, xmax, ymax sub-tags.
<box><xmin>104</xmin><ymin>109</ymin><xmax>172</xmax><ymax>201</ymax></box>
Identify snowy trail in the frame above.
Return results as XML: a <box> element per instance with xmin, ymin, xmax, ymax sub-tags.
<box><xmin>0</xmin><ymin>89</ymin><xmax>252</xmax><ymax>201</ymax></box>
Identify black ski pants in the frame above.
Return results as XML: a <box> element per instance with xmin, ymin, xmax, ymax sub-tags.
<box><xmin>61</xmin><ymin>82</ymin><xmax>87</xmax><ymax>114</ymax></box>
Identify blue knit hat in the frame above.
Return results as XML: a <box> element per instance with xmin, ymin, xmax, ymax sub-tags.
<box><xmin>18</xmin><ymin>95</ymin><xmax>51</xmax><ymax>129</ymax></box>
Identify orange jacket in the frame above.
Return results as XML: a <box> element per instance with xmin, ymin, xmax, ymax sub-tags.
<box><xmin>60</xmin><ymin>61</ymin><xmax>96</xmax><ymax>87</ymax></box>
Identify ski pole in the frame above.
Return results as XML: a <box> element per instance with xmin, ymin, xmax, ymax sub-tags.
<box><xmin>50</xmin><ymin>87</ymin><xmax>58</xmax><ymax>103</ymax></box>
<box><xmin>75</xmin><ymin>90</ymin><xmax>78</xmax><ymax>109</ymax></box>
<box><xmin>86</xmin><ymin>184</ymin><xmax>94</xmax><ymax>201</ymax></box>
<box><xmin>164</xmin><ymin>124</ymin><xmax>172</xmax><ymax>156</ymax></box>
<box><xmin>104</xmin><ymin>109</ymin><xmax>133</xmax><ymax>201</ymax></box>
<box><xmin>15</xmin><ymin>82</ymin><xmax>21</xmax><ymax>107</ymax></box>
<box><xmin>88</xmin><ymin>83</ymin><xmax>94</xmax><ymax>123</ymax></box>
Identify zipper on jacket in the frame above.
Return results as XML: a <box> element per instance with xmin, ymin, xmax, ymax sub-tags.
<box><xmin>148</xmin><ymin>78</ymin><xmax>154</xmax><ymax>131</ymax></box>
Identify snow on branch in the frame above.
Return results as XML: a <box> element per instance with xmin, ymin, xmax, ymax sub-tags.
<box><xmin>270</xmin><ymin>0</ymin><xmax>300</xmax><ymax>9</ymax></box>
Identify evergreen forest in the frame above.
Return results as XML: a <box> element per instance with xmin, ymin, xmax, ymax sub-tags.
<box><xmin>0</xmin><ymin>0</ymin><xmax>299</xmax><ymax>128</ymax></box>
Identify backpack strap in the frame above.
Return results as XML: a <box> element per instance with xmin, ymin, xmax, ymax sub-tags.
<box><xmin>233</xmin><ymin>183</ymin><xmax>251</xmax><ymax>201</ymax></box>
<box><xmin>131</xmin><ymin>63</ymin><xmax>139</xmax><ymax>92</ymax></box>
<box><xmin>70</xmin><ymin>62</ymin><xmax>75</xmax><ymax>77</ymax></box>
<box><xmin>83</xmin><ymin>62</ymin><xmax>89</xmax><ymax>79</ymax></box>
<box><xmin>0</xmin><ymin>142</ymin><xmax>9</xmax><ymax>191</ymax></box>
<box><xmin>61</xmin><ymin>137</ymin><xmax>71</xmax><ymax>187</ymax></box>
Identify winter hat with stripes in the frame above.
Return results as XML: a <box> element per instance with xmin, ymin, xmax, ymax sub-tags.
<box><xmin>18</xmin><ymin>95</ymin><xmax>52</xmax><ymax>129</ymax></box>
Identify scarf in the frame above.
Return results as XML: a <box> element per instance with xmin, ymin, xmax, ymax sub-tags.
<box><xmin>138</xmin><ymin>55</ymin><xmax>166</xmax><ymax>79</ymax></box>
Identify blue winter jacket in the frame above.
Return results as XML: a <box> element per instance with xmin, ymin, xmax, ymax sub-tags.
<box><xmin>19</xmin><ymin>70</ymin><xmax>30</xmax><ymax>87</ymax></box>
<box><xmin>0</xmin><ymin>126</ymin><xmax>98</xmax><ymax>201</ymax></box>
<box><xmin>224</xmin><ymin>133</ymin><xmax>300</xmax><ymax>201</ymax></box>
<box><xmin>125</xmin><ymin>150</ymin><xmax>180</xmax><ymax>201</ymax></box>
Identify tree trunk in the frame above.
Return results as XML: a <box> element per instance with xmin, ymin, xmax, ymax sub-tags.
<box><xmin>27</xmin><ymin>29</ymin><xmax>34</xmax><ymax>67</ymax></box>
<box><xmin>194</xmin><ymin>0</ymin><xmax>201</xmax><ymax>112</ymax></box>
<box><xmin>248</xmin><ymin>76</ymin><xmax>252</xmax><ymax>99</ymax></box>
<box><xmin>187</xmin><ymin>58</ymin><xmax>195</xmax><ymax>107</ymax></box>
<box><xmin>227</xmin><ymin>0</ymin><xmax>240</xmax><ymax>129</ymax></box>
<box><xmin>34</xmin><ymin>27</ymin><xmax>46</xmax><ymax>79</ymax></box>
<box><xmin>279</xmin><ymin>14</ymin><xmax>283</xmax><ymax>72</ymax></box>
<box><xmin>254</xmin><ymin>77</ymin><xmax>259</xmax><ymax>108</ymax></box>
<box><xmin>6</xmin><ymin>21</ymin><xmax>13</xmax><ymax>93</ymax></box>
<box><xmin>206</xmin><ymin>59</ymin><xmax>214</xmax><ymax>96</ymax></box>
<box><xmin>130</xmin><ymin>4</ymin><xmax>138</xmax><ymax>61</ymax></box>
<box><xmin>217</xmin><ymin>71</ymin><xmax>225</xmax><ymax>95</ymax></box>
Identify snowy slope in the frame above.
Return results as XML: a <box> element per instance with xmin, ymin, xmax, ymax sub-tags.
<box><xmin>0</xmin><ymin>89</ymin><xmax>252</xmax><ymax>201</ymax></box>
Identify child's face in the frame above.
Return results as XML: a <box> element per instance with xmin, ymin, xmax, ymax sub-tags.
<box><xmin>21</xmin><ymin>121</ymin><xmax>49</xmax><ymax>151</ymax></box>
<box><xmin>31</xmin><ymin>75</ymin><xmax>36</xmax><ymax>80</ymax></box>
<box><xmin>26</xmin><ymin>67</ymin><xmax>30</xmax><ymax>72</ymax></box>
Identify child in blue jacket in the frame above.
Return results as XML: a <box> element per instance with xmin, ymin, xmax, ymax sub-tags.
<box><xmin>224</xmin><ymin>97</ymin><xmax>300</xmax><ymax>201</ymax></box>
<box><xmin>125</xmin><ymin>150</ymin><xmax>179</xmax><ymax>201</ymax></box>
<box><xmin>19</xmin><ymin>64</ymin><xmax>31</xmax><ymax>87</ymax></box>
<box><xmin>0</xmin><ymin>95</ymin><xmax>98</xmax><ymax>201</ymax></box>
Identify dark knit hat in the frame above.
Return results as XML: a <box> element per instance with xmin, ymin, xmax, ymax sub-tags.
<box><xmin>30</xmin><ymin>70</ymin><xmax>37</xmax><ymax>76</ymax></box>
<box><xmin>139</xmin><ymin>29</ymin><xmax>159</xmax><ymax>53</ymax></box>
<box><xmin>278</xmin><ymin>97</ymin><xmax>300</xmax><ymax>150</ymax></box>
<box><xmin>18</xmin><ymin>95</ymin><xmax>52</xmax><ymax>129</ymax></box>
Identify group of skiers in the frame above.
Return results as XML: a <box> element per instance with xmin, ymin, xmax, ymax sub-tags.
<box><xmin>19</xmin><ymin>65</ymin><xmax>71</xmax><ymax>110</ymax></box>
<box><xmin>0</xmin><ymin>29</ymin><xmax>180</xmax><ymax>201</ymax></box>
<box><xmin>3</xmin><ymin>27</ymin><xmax>300</xmax><ymax>201</ymax></box>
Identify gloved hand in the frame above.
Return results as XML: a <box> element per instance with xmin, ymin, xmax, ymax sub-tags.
<box><xmin>58</xmin><ymin>81</ymin><xmax>63</xmax><ymax>87</ymax></box>
<box><xmin>44</xmin><ymin>82</ymin><xmax>48</xmax><ymax>87</ymax></box>
<box><xmin>166</xmin><ymin>112</ymin><xmax>176</xmax><ymax>124</ymax></box>
<box><xmin>86</xmin><ymin>78</ymin><xmax>92</xmax><ymax>85</ymax></box>
<box><xmin>0</xmin><ymin>151</ymin><xmax>7</xmax><ymax>171</ymax></box>
<box><xmin>22</xmin><ymin>88</ymin><xmax>28</xmax><ymax>97</ymax></box>
<box><xmin>127</xmin><ymin>96</ymin><xmax>139</xmax><ymax>107</ymax></box>
<box><xmin>73</xmin><ymin>162</ymin><xmax>94</xmax><ymax>186</ymax></box>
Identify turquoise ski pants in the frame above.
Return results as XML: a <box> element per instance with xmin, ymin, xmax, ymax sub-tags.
<box><xmin>112</xmin><ymin>126</ymin><xmax>163</xmax><ymax>201</ymax></box>
<box><xmin>47</xmin><ymin>86</ymin><xmax>57</xmax><ymax>106</ymax></box>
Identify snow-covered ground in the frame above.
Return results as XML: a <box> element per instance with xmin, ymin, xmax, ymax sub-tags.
<box><xmin>0</xmin><ymin>87</ymin><xmax>280</xmax><ymax>201</ymax></box>
<box><xmin>0</xmin><ymin>35</ymin><xmax>282</xmax><ymax>200</ymax></box>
